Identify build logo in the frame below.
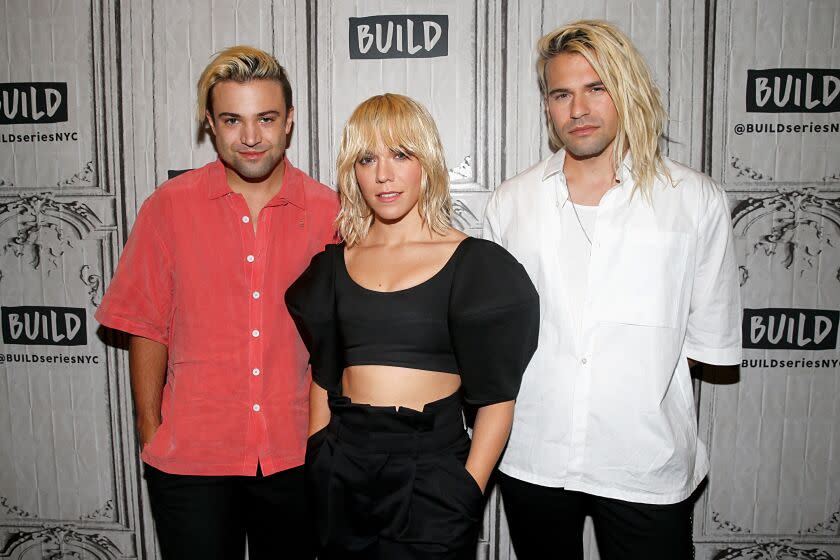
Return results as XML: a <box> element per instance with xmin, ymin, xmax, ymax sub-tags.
<box><xmin>1</xmin><ymin>306</ymin><xmax>87</xmax><ymax>346</ymax></box>
<box><xmin>746</xmin><ymin>69</ymin><xmax>840</xmax><ymax>113</ymax></box>
<box><xmin>349</xmin><ymin>15</ymin><xmax>448</xmax><ymax>59</ymax></box>
<box><xmin>742</xmin><ymin>308</ymin><xmax>838</xmax><ymax>350</ymax></box>
<box><xmin>0</xmin><ymin>82</ymin><xmax>68</xmax><ymax>124</ymax></box>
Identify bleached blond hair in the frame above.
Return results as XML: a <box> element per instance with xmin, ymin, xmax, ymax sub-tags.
<box><xmin>336</xmin><ymin>94</ymin><xmax>451</xmax><ymax>246</ymax></box>
<box><xmin>196</xmin><ymin>45</ymin><xmax>292</xmax><ymax>122</ymax></box>
<box><xmin>537</xmin><ymin>20</ymin><xmax>670</xmax><ymax>197</ymax></box>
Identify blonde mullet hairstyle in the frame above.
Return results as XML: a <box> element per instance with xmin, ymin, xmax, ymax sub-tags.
<box><xmin>196</xmin><ymin>45</ymin><xmax>292</xmax><ymax>122</ymax></box>
<box><xmin>537</xmin><ymin>20</ymin><xmax>671</xmax><ymax>197</ymax></box>
<box><xmin>336</xmin><ymin>94</ymin><xmax>452</xmax><ymax>246</ymax></box>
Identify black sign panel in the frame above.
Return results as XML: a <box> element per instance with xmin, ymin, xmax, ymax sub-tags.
<box><xmin>746</xmin><ymin>69</ymin><xmax>840</xmax><ymax>113</ymax></box>
<box><xmin>168</xmin><ymin>169</ymin><xmax>192</xmax><ymax>180</ymax></box>
<box><xmin>2</xmin><ymin>306</ymin><xmax>87</xmax><ymax>346</ymax></box>
<box><xmin>742</xmin><ymin>308</ymin><xmax>839</xmax><ymax>350</ymax></box>
<box><xmin>0</xmin><ymin>82</ymin><xmax>69</xmax><ymax>124</ymax></box>
<box><xmin>349</xmin><ymin>15</ymin><xmax>448</xmax><ymax>59</ymax></box>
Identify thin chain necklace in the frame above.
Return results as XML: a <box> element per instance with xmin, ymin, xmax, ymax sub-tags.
<box><xmin>565</xmin><ymin>187</ymin><xmax>592</xmax><ymax>245</ymax></box>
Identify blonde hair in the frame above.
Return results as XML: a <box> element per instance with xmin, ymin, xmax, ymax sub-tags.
<box><xmin>336</xmin><ymin>94</ymin><xmax>451</xmax><ymax>246</ymax></box>
<box><xmin>537</xmin><ymin>20</ymin><xmax>670</xmax><ymax>197</ymax></box>
<box><xmin>196</xmin><ymin>45</ymin><xmax>292</xmax><ymax>122</ymax></box>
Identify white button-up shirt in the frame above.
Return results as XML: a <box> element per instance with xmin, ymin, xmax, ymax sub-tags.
<box><xmin>484</xmin><ymin>150</ymin><xmax>741</xmax><ymax>504</ymax></box>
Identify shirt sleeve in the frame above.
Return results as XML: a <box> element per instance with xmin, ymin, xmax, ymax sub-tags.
<box><xmin>285</xmin><ymin>245</ymin><xmax>342</xmax><ymax>392</ymax></box>
<box><xmin>449</xmin><ymin>239</ymin><xmax>540</xmax><ymax>406</ymax></box>
<box><xmin>685</xmin><ymin>183</ymin><xmax>742</xmax><ymax>365</ymax></box>
<box><xmin>482</xmin><ymin>190</ymin><xmax>503</xmax><ymax>244</ymax></box>
<box><xmin>95</xmin><ymin>194</ymin><xmax>173</xmax><ymax>345</ymax></box>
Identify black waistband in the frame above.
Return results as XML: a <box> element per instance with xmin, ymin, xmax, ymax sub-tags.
<box><xmin>326</xmin><ymin>391</ymin><xmax>466</xmax><ymax>453</ymax></box>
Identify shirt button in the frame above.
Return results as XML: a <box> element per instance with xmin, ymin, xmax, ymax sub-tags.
<box><xmin>252</xmin><ymin>291</ymin><xmax>260</xmax><ymax>299</ymax></box>
<box><xmin>251</xmin><ymin>329</ymin><xmax>260</xmax><ymax>338</ymax></box>
<box><xmin>252</xmin><ymin>368</ymin><xmax>260</xmax><ymax>376</ymax></box>
<box><xmin>242</xmin><ymin>216</ymin><xmax>250</xmax><ymax>224</ymax></box>
<box><xmin>246</xmin><ymin>254</ymin><xmax>255</xmax><ymax>263</ymax></box>
<box><xmin>581</xmin><ymin>358</ymin><xmax>588</xmax><ymax>365</ymax></box>
<box><xmin>252</xmin><ymin>404</ymin><xmax>261</xmax><ymax>412</ymax></box>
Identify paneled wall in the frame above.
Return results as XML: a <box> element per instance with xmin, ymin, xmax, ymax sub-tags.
<box><xmin>0</xmin><ymin>1</ymin><xmax>837</xmax><ymax>559</ymax></box>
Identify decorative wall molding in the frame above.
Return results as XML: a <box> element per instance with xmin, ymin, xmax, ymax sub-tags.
<box><xmin>452</xmin><ymin>199</ymin><xmax>480</xmax><ymax>231</ymax></box>
<box><xmin>739</xmin><ymin>265</ymin><xmax>750</xmax><ymax>286</ymax></box>
<box><xmin>0</xmin><ymin>194</ymin><xmax>102</xmax><ymax>270</ymax></box>
<box><xmin>731</xmin><ymin>188</ymin><xmax>840</xmax><ymax>274</ymax></box>
<box><xmin>712</xmin><ymin>511</ymin><xmax>749</xmax><ymax>534</ymax></box>
<box><xmin>0</xmin><ymin>525</ymin><xmax>121</xmax><ymax>560</ymax></box>
<box><xmin>0</xmin><ymin>497</ymin><xmax>36</xmax><ymax>520</ymax></box>
<box><xmin>730</xmin><ymin>156</ymin><xmax>774</xmax><ymax>182</ymax></box>
<box><xmin>448</xmin><ymin>156</ymin><xmax>473</xmax><ymax>182</ymax></box>
<box><xmin>713</xmin><ymin>541</ymin><xmax>835</xmax><ymax>560</ymax></box>
<box><xmin>78</xmin><ymin>500</ymin><xmax>114</xmax><ymax>522</ymax></box>
<box><xmin>79</xmin><ymin>265</ymin><xmax>103</xmax><ymax>307</ymax></box>
<box><xmin>56</xmin><ymin>162</ymin><xmax>97</xmax><ymax>189</ymax></box>
<box><xmin>803</xmin><ymin>511</ymin><xmax>840</xmax><ymax>535</ymax></box>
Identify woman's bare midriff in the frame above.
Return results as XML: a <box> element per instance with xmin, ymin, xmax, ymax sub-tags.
<box><xmin>342</xmin><ymin>365</ymin><xmax>461</xmax><ymax>410</ymax></box>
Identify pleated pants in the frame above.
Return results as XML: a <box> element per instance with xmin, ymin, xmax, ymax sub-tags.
<box><xmin>306</xmin><ymin>391</ymin><xmax>484</xmax><ymax>560</ymax></box>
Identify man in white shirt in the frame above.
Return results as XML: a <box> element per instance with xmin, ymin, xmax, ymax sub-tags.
<box><xmin>484</xmin><ymin>20</ymin><xmax>741</xmax><ymax>560</ymax></box>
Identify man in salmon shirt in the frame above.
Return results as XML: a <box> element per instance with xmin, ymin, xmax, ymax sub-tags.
<box><xmin>96</xmin><ymin>46</ymin><xmax>338</xmax><ymax>560</ymax></box>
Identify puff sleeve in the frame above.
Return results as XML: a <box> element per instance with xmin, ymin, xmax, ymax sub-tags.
<box><xmin>285</xmin><ymin>244</ymin><xmax>342</xmax><ymax>392</ymax></box>
<box><xmin>449</xmin><ymin>238</ymin><xmax>539</xmax><ymax>406</ymax></box>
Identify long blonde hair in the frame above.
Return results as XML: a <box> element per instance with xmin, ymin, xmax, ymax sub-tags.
<box><xmin>196</xmin><ymin>45</ymin><xmax>292</xmax><ymax>121</ymax></box>
<box><xmin>537</xmin><ymin>20</ymin><xmax>670</xmax><ymax>196</ymax></box>
<box><xmin>336</xmin><ymin>94</ymin><xmax>451</xmax><ymax>246</ymax></box>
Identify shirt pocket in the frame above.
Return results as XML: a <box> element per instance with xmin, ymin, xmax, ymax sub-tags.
<box><xmin>593</xmin><ymin>229</ymin><xmax>691</xmax><ymax>329</ymax></box>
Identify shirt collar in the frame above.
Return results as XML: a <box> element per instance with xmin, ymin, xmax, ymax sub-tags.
<box><xmin>541</xmin><ymin>148</ymin><xmax>634</xmax><ymax>182</ymax></box>
<box><xmin>206</xmin><ymin>156</ymin><xmax>306</xmax><ymax>209</ymax></box>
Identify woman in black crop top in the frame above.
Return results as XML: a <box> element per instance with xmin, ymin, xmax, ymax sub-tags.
<box><xmin>286</xmin><ymin>93</ymin><xmax>539</xmax><ymax>559</ymax></box>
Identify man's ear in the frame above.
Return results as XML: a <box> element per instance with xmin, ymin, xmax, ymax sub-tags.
<box><xmin>285</xmin><ymin>106</ymin><xmax>295</xmax><ymax>135</ymax></box>
<box><xmin>205</xmin><ymin>110</ymin><xmax>216</xmax><ymax>135</ymax></box>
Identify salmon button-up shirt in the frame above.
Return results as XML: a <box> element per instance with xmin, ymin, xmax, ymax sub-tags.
<box><xmin>96</xmin><ymin>158</ymin><xmax>338</xmax><ymax>476</ymax></box>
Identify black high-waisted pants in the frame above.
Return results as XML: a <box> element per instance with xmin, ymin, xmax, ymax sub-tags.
<box><xmin>306</xmin><ymin>391</ymin><xmax>485</xmax><ymax>560</ymax></box>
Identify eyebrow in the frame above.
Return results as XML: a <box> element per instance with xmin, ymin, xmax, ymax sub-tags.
<box><xmin>216</xmin><ymin>110</ymin><xmax>282</xmax><ymax>118</ymax></box>
<box><xmin>547</xmin><ymin>81</ymin><xmax>605</xmax><ymax>96</ymax></box>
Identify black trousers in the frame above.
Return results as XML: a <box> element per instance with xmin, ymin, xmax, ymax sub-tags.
<box><xmin>498</xmin><ymin>472</ymin><xmax>693</xmax><ymax>560</ymax></box>
<box><xmin>144</xmin><ymin>464</ymin><xmax>315</xmax><ymax>560</ymax></box>
<box><xmin>306</xmin><ymin>391</ymin><xmax>484</xmax><ymax>560</ymax></box>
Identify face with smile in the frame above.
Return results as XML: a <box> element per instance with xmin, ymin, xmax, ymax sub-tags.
<box><xmin>544</xmin><ymin>52</ymin><xmax>619</xmax><ymax>160</ymax></box>
<box><xmin>206</xmin><ymin>79</ymin><xmax>294</xmax><ymax>184</ymax></box>
<box><xmin>354</xmin><ymin>141</ymin><xmax>423</xmax><ymax>224</ymax></box>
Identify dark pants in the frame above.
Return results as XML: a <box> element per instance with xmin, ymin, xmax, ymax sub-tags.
<box><xmin>306</xmin><ymin>391</ymin><xmax>484</xmax><ymax>560</ymax></box>
<box><xmin>498</xmin><ymin>472</ymin><xmax>693</xmax><ymax>560</ymax></box>
<box><xmin>144</xmin><ymin>464</ymin><xmax>315</xmax><ymax>560</ymax></box>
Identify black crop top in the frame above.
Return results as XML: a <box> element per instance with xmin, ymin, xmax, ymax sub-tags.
<box><xmin>285</xmin><ymin>237</ymin><xmax>539</xmax><ymax>406</ymax></box>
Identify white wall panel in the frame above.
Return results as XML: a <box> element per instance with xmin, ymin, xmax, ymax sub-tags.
<box><xmin>696</xmin><ymin>1</ymin><xmax>840</xmax><ymax>558</ymax></box>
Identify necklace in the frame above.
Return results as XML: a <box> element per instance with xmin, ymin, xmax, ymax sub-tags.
<box><xmin>565</xmin><ymin>187</ymin><xmax>592</xmax><ymax>246</ymax></box>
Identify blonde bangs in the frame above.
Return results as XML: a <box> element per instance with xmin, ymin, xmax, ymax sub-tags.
<box><xmin>336</xmin><ymin>94</ymin><xmax>452</xmax><ymax>246</ymax></box>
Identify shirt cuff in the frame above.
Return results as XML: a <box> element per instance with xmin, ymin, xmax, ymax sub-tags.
<box><xmin>685</xmin><ymin>344</ymin><xmax>741</xmax><ymax>366</ymax></box>
<box><xmin>95</xmin><ymin>311</ymin><xmax>168</xmax><ymax>346</ymax></box>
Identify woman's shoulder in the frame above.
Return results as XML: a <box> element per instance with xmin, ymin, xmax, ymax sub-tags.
<box><xmin>308</xmin><ymin>241</ymin><xmax>345</xmax><ymax>267</ymax></box>
<box><xmin>457</xmin><ymin>236</ymin><xmax>524</xmax><ymax>268</ymax></box>
<box><xmin>451</xmin><ymin>237</ymin><xmax>538</xmax><ymax>309</ymax></box>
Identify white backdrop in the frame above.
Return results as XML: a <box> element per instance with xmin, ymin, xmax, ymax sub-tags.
<box><xmin>0</xmin><ymin>1</ymin><xmax>838</xmax><ymax>559</ymax></box>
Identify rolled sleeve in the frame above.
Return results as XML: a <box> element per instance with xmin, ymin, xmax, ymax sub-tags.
<box><xmin>482</xmin><ymin>191</ymin><xmax>502</xmax><ymax>244</ymax></box>
<box><xmin>685</xmin><ymin>184</ymin><xmax>742</xmax><ymax>365</ymax></box>
<box><xmin>95</xmin><ymin>194</ymin><xmax>174</xmax><ymax>345</ymax></box>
